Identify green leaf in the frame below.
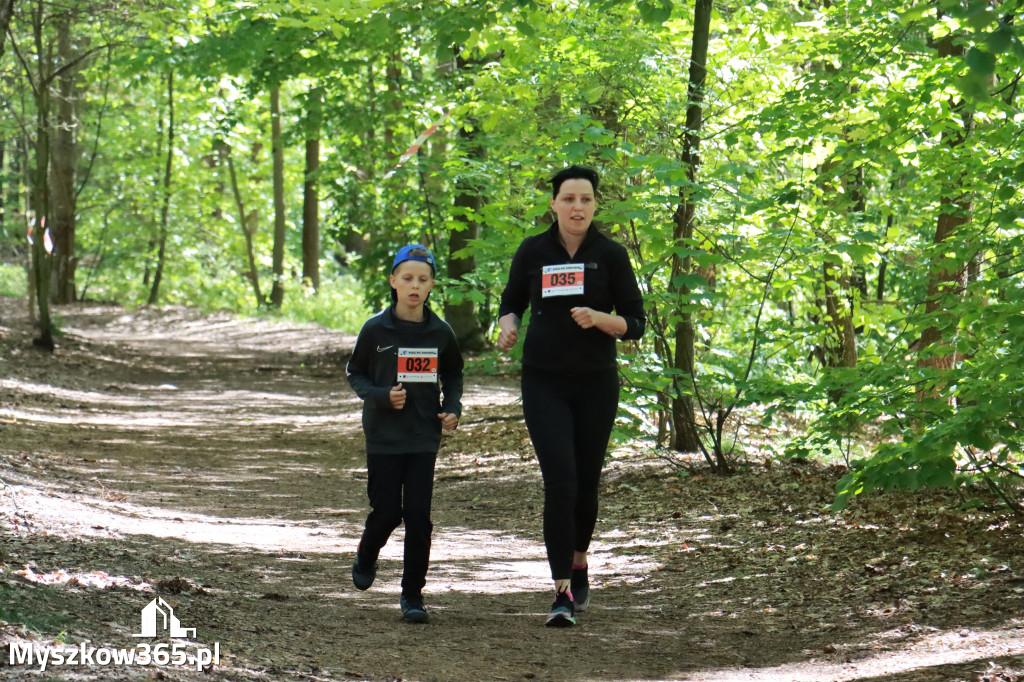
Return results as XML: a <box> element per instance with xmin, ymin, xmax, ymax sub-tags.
<box><xmin>671</xmin><ymin>273</ymin><xmax>707</xmax><ymax>290</ymax></box>
<box><xmin>899</xmin><ymin>4</ymin><xmax>932</xmax><ymax>25</ymax></box>
<box><xmin>957</xmin><ymin>73</ymin><xmax>992</xmax><ymax>101</ymax></box>
<box><xmin>514</xmin><ymin>21</ymin><xmax>536</xmax><ymax>38</ymax></box>
<box><xmin>637</xmin><ymin>0</ymin><xmax>673</xmax><ymax>25</ymax></box>
<box><xmin>965</xmin><ymin>3</ymin><xmax>997</xmax><ymax>30</ymax></box>
<box><xmin>965</xmin><ymin>46</ymin><xmax>996</xmax><ymax>76</ymax></box>
<box><xmin>563</xmin><ymin>141</ymin><xmax>591</xmax><ymax>160</ymax></box>
<box><xmin>986</xmin><ymin>25</ymin><xmax>1013</xmax><ymax>54</ymax></box>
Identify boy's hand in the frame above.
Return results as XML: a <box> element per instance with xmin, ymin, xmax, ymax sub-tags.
<box><xmin>438</xmin><ymin>412</ymin><xmax>459</xmax><ymax>432</ymax></box>
<box><xmin>389</xmin><ymin>383</ymin><xmax>407</xmax><ymax>409</ymax></box>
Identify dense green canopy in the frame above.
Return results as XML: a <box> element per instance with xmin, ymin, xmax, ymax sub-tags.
<box><xmin>1</xmin><ymin>0</ymin><xmax>1021</xmax><ymax>509</ymax></box>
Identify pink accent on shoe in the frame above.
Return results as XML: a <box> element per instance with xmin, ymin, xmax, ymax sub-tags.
<box><xmin>557</xmin><ymin>589</ymin><xmax>574</xmax><ymax>602</ymax></box>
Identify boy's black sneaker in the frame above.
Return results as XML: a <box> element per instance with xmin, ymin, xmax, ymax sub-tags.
<box><xmin>400</xmin><ymin>593</ymin><xmax>429</xmax><ymax>624</ymax></box>
<box><xmin>545</xmin><ymin>589</ymin><xmax>575</xmax><ymax>627</ymax></box>
<box><xmin>571</xmin><ymin>564</ymin><xmax>590</xmax><ymax>613</ymax></box>
<box><xmin>351</xmin><ymin>555</ymin><xmax>376</xmax><ymax>591</ymax></box>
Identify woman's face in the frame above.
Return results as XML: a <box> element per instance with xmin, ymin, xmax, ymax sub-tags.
<box><xmin>550</xmin><ymin>178</ymin><xmax>596</xmax><ymax>238</ymax></box>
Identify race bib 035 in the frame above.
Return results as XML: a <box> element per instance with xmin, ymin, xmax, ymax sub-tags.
<box><xmin>541</xmin><ymin>263</ymin><xmax>585</xmax><ymax>298</ymax></box>
<box><xmin>398</xmin><ymin>348</ymin><xmax>439</xmax><ymax>383</ymax></box>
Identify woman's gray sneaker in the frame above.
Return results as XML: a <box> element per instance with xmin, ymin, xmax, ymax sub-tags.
<box><xmin>545</xmin><ymin>589</ymin><xmax>576</xmax><ymax>627</ymax></box>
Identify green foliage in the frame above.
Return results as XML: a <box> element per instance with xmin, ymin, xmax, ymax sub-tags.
<box><xmin>0</xmin><ymin>263</ymin><xmax>27</xmax><ymax>298</ymax></box>
<box><xmin>1</xmin><ymin>0</ymin><xmax>1022</xmax><ymax>510</ymax></box>
<box><xmin>271</xmin><ymin>272</ymin><xmax>371</xmax><ymax>333</ymax></box>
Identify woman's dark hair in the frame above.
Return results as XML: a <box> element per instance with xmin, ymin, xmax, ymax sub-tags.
<box><xmin>550</xmin><ymin>165</ymin><xmax>600</xmax><ymax>198</ymax></box>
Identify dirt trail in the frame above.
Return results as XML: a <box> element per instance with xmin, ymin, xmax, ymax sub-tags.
<box><xmin>2</xmin><ymin>298</ymin><xmax>1024</xmax><ymax>682</ymax></box>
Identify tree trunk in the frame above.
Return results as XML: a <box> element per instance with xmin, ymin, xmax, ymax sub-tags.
<box><xmin>269</xmin><ymin>85</ymin><xmax>286</xmax><ymax>308</ymax></box>
<box><xmin>0</xmin><ymin>0</ymin><xmax>15</xmax><ymax>61</ymax></box>
<box><xmin>147</xmin><ymin>70</ymin><xmax>174</xmax><ymax>306</ymax></box>
<box><xmin>223</xmin><ymin>143</ymin><xmax>264</xmax><ymax>306</ymax></box>
<box><xmin>917</xmin><ymin>27</ymin><xmax>973</xmax><ymax>371</ymax></box>
<box><xmin>443</xmin><ymin>51</ymin><xmax>488</xmax><ymax>351</ymax></box>
<box><xmin>918</xmin><ymin>195</ymin><xmax>971</xmax><ymax>363</ymax></box>
<box><xmin>822</xmin><ymin>261</ymin><xmax>858</xmax><ymax>369</ymax></box>
<box><xmin>383</xmin><ymin>53</ymin><xmax>401</xmax><ymax>155</ymax></box>
<box><xmin>670</xmin><ymin>0</ymin><xmax>712</xmax><ymax>457</ymax></box>
<box><xmin>341</xmin><ymin>65</ymin><xmax>376</xmax><ymax>259</ymax></box>
<box><xmin>30</xmin><ymin>1</ymin><xmax>53</xmax><ymax>350</ymax></box>
<box><xmin>50</xmin><ymin>12</ymin><xmax>78</xmax><ymax>303</ymax></box>
<box><xmin>302</xmin><ymin>87</ymin><xmax>322</xmax><ymax>292</ymax></box>
<box><xmin>445</xmin><ymin>126</ymin><xmax>486</xmax><ymax>350</ymax></box>
<box><xmin>0</xmin><ymin>141</ymin><xmax>5</xmax><ymax>238</ymax></box>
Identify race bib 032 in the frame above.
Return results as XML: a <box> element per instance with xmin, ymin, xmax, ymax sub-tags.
<box><xmin>398</xmin><ymin>348</ymin><xmax>439</xmax><ymax>383</ymax></box>
<box><xmin>541</xmin><ymin>263</ymin><xmax>585</xmax><ymax>298</ymax></box>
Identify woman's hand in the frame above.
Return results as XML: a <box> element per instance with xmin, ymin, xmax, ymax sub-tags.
<box><xmin>389</xmin><ymin>383</ymin><xmax>407</xmax><ymax>409</ymax></box>
<box><xmin>570</xmin><ymin>306</ymin><xmax>601</xmax><ymax>329</ymax></box>
<box><xmin>438</xmin><ymin>412</ymin><xmax>459</xmax><ymax>432</ymax></box>
<box><xmin>571</xmin><ymin>307</ymin><xmax>627</xmax><ymax>338</ymax></box>
<box><xmin>497</xmin><ymin>313</ymin><xmax>520</xmax><ymax>351</ymax></box>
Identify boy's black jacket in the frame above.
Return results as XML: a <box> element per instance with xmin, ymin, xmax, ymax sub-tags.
<box><xmin>346</xmin><ymin>305</ymin><xmax>464</xmax><ymax>455</ymax></box>
<box><xmin>498</xmin><ymin>221</ymin><xmax>646</xmax><ymax>374</ymax></box>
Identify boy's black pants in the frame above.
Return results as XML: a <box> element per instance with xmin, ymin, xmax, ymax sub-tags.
<box><xmin>358</xmin><ymin>451</ymin><xmax>437</xmax><ymax>596</ymax></box>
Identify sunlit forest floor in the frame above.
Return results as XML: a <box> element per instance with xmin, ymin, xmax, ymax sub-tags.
<box><xmin>2</xmin><ymin>295</ymin><xmax>1024</xmax><ymax>682</ymax></box>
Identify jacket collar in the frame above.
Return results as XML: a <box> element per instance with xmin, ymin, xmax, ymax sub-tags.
<box><xmin>546</xmin><ymin>220</ymin><xmax>602</xmax><ymax>256</ymax></box>
<box><xmin>382</xmin><ymin>304</ymin><xmax>434</xmax><ymax>328</ymax></box>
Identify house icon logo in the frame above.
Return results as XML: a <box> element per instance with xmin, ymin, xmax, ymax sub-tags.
<box><xmin>133</xmin><ymin>597</ymin><xmax>197</xmax><ymax>638</ymax></box>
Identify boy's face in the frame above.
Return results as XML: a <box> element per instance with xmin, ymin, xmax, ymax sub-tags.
<box><xmin>390</xmin><ymin>260</ymin><xmax>434</xmax><ymax>308</ymax></box>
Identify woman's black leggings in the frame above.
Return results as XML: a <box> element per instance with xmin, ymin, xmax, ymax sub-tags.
<box><xmin>521</xmin><ymin>367</ymin><xmax>619</xmax><ymax>581</ymax></box>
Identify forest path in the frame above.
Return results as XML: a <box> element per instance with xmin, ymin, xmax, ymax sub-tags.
<box><xmin>2</xmin><ymin>298</ymin><xmax>1024</xmax><ymax>682</ymax></box>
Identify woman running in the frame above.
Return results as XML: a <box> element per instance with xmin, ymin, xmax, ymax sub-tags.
<box><xmin>497</xmin><ymin>165</ymin><xmax>646</xmax><ymax>627</ymax></box>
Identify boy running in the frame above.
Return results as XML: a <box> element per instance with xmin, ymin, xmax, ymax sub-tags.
<box><xmin>347</xmin><ymin>244</ymin><xmax>464</xmax><ymax>624</ymax></box>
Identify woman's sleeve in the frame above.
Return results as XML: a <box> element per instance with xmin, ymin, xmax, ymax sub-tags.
<box><xmin>612</xmin><ymin>246</ymin><xmax>646</xmax><ymax>341</ymax></box>
<box><xmin>498</xmin><ymin>240</ymin><xmax>530</xmax><ymax>320</ymax></box>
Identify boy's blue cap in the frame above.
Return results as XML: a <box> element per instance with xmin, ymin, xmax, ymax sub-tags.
<box><xmin>392</xmin><ymin>244</ymin><xmax>435</xmax><ymax>274</ymax></box>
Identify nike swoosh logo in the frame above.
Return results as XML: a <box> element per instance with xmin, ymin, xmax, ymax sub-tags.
<box><xmin>376</xmin><ymin>345</ymin><xmax>394</xmax><ymax>352</ymax></box>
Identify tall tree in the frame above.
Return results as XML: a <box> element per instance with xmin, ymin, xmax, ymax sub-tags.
<box><xmin>670</xmin><ymin>0</ymin><xmax>712</xmax><ymax>457</ymax></box>
<box><xmin>301</xmin><ymin>86</ymin><xmax>322</xmax><ymax>292</ymax></box>
<box><xmin>0</xmin><ymin>0</ymin><xmax>14</xmax><ymax>60</ymax></box>
<box><xmin>444</xmin><ymin>48</ymin><xmax>499</xmax><ymax>351</ymax></box>
<box><xmin>21</xmin><ymin>0</ymin><xmax>54</xmax><ymax>349</ymax></box>
<box><xmin>917</xmin><ymin>18</ymin><xmax>973</xmax><ymax>372</ymax></box>
<box><xmin>147</xmin><ymin>70</ymin><xmax>174</xmax><ymax>305</ymax></box>
<box><xmin>50</xmin><ymin>9</ymin><xmax>80</xmax><ymax>303</ymax></box>
<box><xmin>446</xmin><ymin>124</ymin><xmax>486</xmax><ymax>350</ymax></box>
<box><xmin>268</xmin><ymin>84</ymin><xmax>286</xmax><ymax>308</ymax></box>
<box><xmin>221</xmin><ymin>140</ymin><xmax>265</xmax><ymax>306</ymax></box>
